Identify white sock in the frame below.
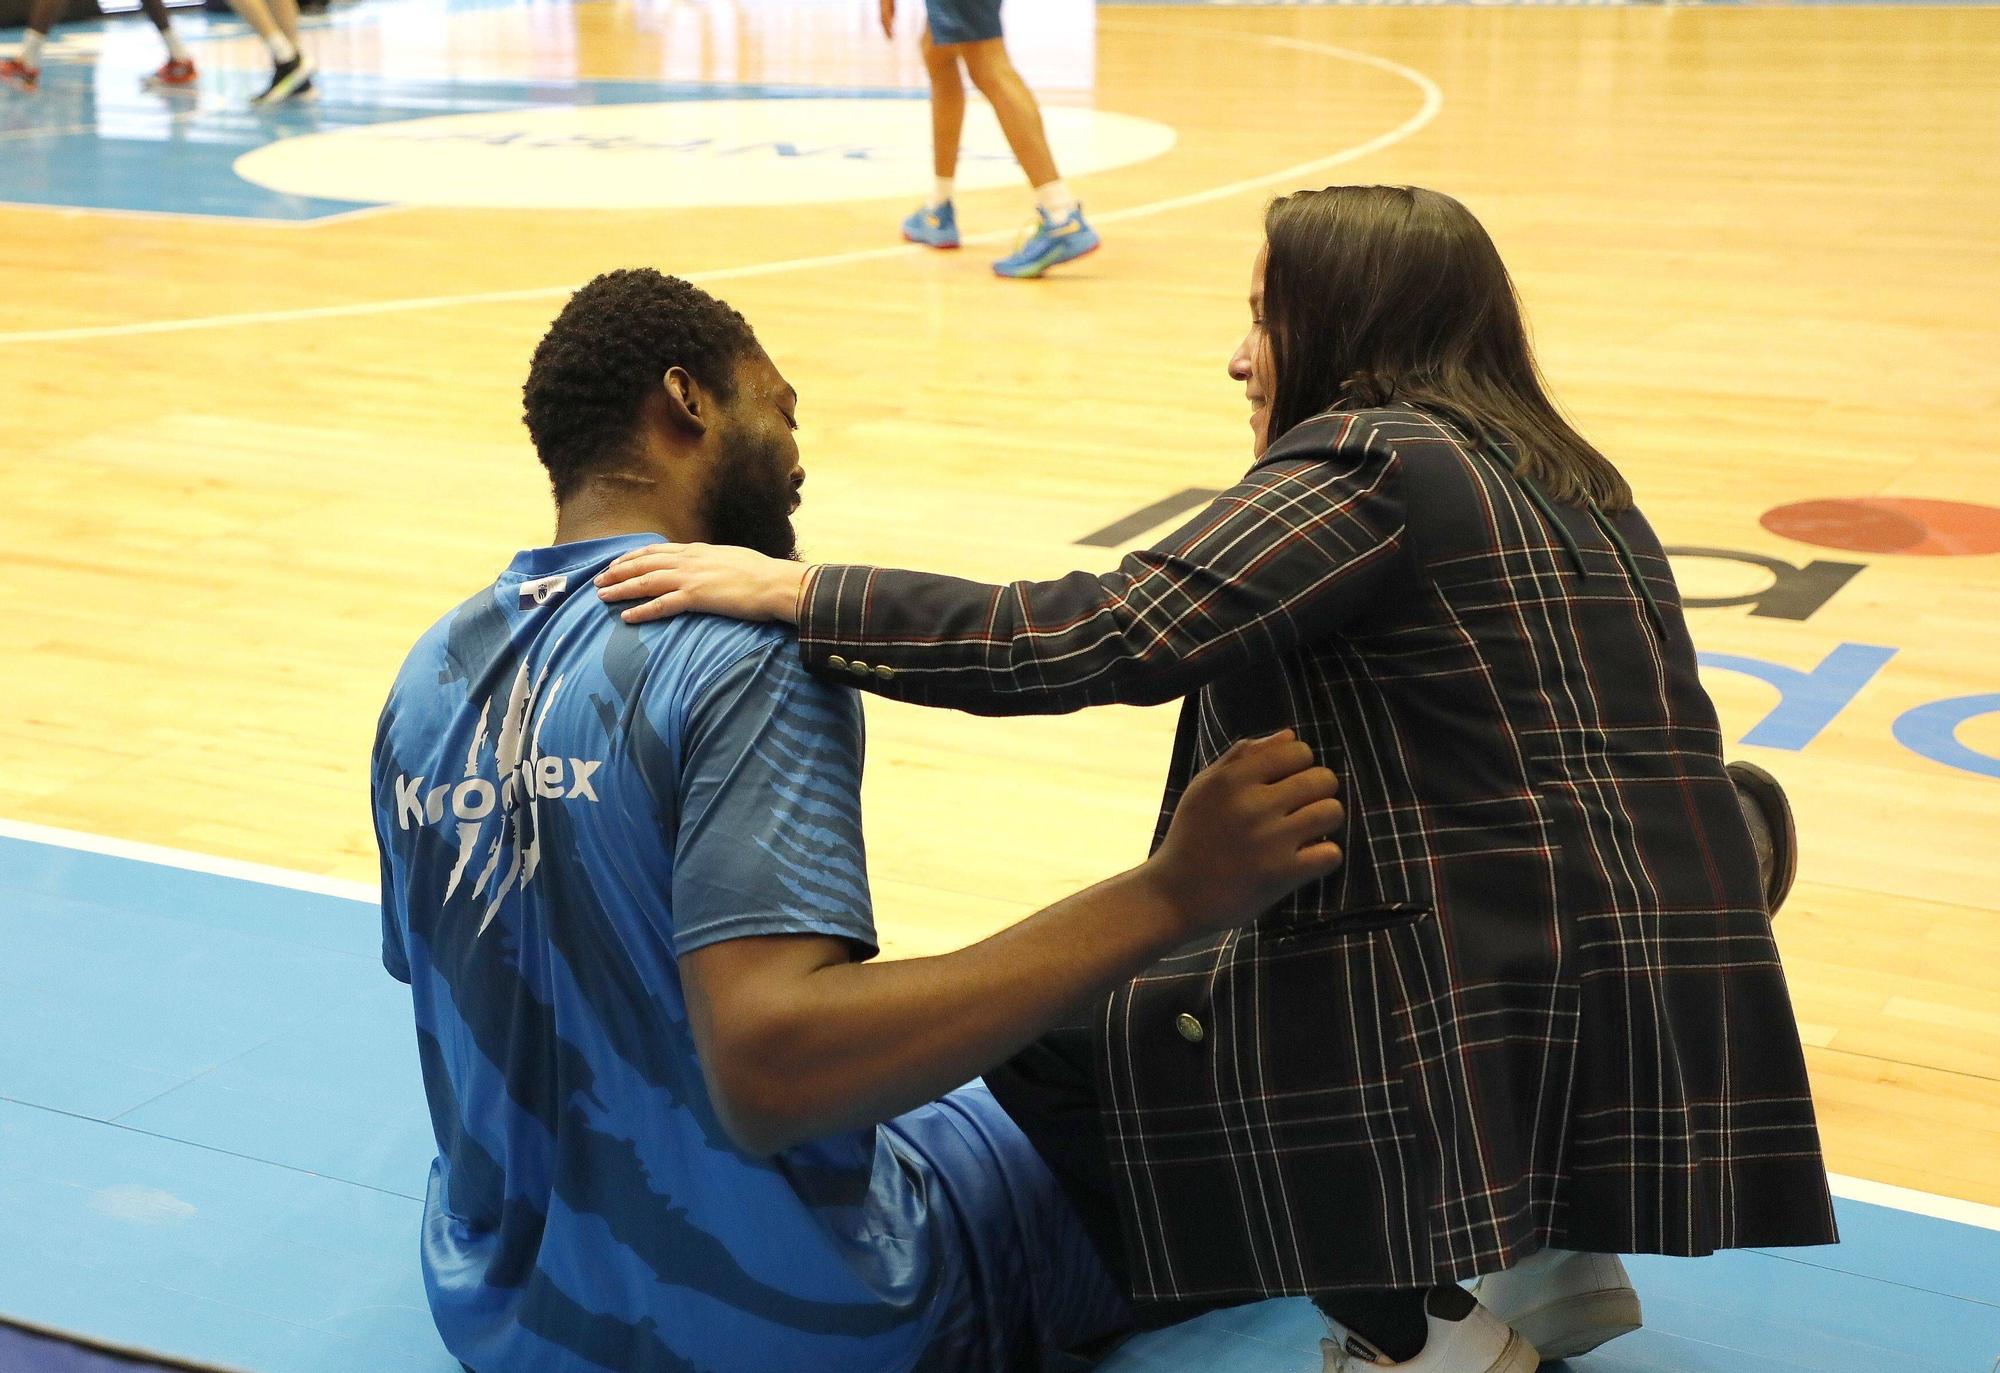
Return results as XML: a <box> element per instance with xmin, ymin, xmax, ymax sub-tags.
<box><xmin>268</xmin><ymin>32</ymin><xmax>298</xmax><ymax>64</ymax></box>
<box><xmin>929</xmin><ymin>176</ymin><xmax>954</xmax><ymax>210</ymax></box>
<box><xmin>162</xmin><ymin>27</ymin><xmax>191</xmax><ymax>62</ymax></box>
<box><xmin>20</xmin><ymin>30</ymin><xmax>46</xmax><ymax>67</ymax></box>
<box><xmin>1034</xmin><ymin>179</ymin><xmax>1077</xmax><ymax>220</ymax></box>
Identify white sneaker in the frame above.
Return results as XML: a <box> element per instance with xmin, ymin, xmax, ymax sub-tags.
<box><xmin>1320</xmin><ymin>1290</ymin><xmax>1537</xmax><ymax>1372</ymax></box>
<box><xmin>1471</xmin><ymin>1249</ymin><xmax>1642</xmax><ymax>1360</ymax></box>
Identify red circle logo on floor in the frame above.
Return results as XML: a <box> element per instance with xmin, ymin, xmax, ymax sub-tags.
<box><xmin>1760</xmin><ymin>497</ymin><xmax>2000</xmax><ymax>556</ymax></box>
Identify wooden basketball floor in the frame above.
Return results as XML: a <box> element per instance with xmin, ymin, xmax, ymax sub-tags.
<box><xmin>2</xmin><ymin>0</ymin><xmax>1996</xmax><ymax>1277</ymax></box>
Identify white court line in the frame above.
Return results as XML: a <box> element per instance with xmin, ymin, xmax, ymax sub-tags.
<box><xmin>0</xmin><ymin>33</ymin><xmax>1442</xmax><ymax>347</ymax></box>
<box><xmin>1828</xmin><ymin>1174</ymin><xmax>2000</xmax><ymax>1234</ymax></box>
<box><xmin>5</xmin><ymin>808</ymin><xmax>2000</xmax><ymax>1238</ymax></box>
<box><xmin>0</xmin><ymin>815</ymin><xmax>376</xmax><ymax>903</ymax></box>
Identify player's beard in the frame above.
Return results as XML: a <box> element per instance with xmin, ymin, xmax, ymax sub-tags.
<box><xmin>701</xmin><ymin>426</ymin><xmax>800</xmax><ymax>562</ymax></box>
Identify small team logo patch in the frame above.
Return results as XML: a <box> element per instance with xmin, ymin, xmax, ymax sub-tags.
<box><xmin>519</xmin><ymin>574</ymin><xmax>569</xmax><ymax>610</ymax></box>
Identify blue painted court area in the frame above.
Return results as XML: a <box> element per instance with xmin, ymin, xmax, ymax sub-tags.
<box><xmin>0</xmin><ymin>10</ymin><xmax>922</xmax><ymax>221</ymax></box>
<box><xmin>0</xmin><ymin>827</ymin><xmax>1996</xmax><ymax>1373</ymax></box>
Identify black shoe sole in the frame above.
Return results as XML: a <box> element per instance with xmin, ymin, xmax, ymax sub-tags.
<box><xmin>1726</xmin><ymin>760</ymin><xmax>1797</xmax><ymax>917</ymax></box>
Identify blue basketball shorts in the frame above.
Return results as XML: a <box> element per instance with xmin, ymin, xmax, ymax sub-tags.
<box><xmin>924</xmin><ymin>0</ymin><xmax>1004</xmax><ymax>46</ymax></box>
<box><xmin>884</xmin><ymin>1082</ymin><xmax>1133</xmax><ymax>1372</ymax></box>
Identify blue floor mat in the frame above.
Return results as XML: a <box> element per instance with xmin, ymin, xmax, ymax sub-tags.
<box><xmin>2</xmin><ymin>830</ymin><xmax>1996</xmax><ymax>1373</ymax></box>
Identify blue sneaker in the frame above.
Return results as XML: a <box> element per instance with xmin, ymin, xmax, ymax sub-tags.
<box><xmin>902</xmin><ymin>201</ymin><xmax>960</xmax><ymax>249</ymax></box>
<box><xmin>991</xmin><ymin>206</ymin><xmax>1100</xmax><ymax>278</ymax></box>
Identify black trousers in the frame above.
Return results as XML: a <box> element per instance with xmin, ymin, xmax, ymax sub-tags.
<box><xmin>981</xmin><ymin>1024</ymin><xmax>1135</xmax><ymax>1293</ymax></box>
<box><xmin>983</xmin><ymin>1021</ymin><xmax>1255</xmax><ymax>1332</ymax></box>
<box><xmin>984</xmin><ymin>1023</ymin><xmax>1439</xmax><ymax>1355</ymax></box>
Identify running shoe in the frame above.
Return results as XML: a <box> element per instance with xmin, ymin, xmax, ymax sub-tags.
<box><xmin>1321</xmin><ymin>1288</ymin><xmax>1538</xmax><ymax>1372</ymax></box>
<box><xmin>250</xmin><ymin>54</ymin><xmax>315</xmax><ymax>106</ymax></box>
<box><xmin>991</xmin><ymin>205</ymin><xmax>1100</xmax><ymax>279</ymax></box>
<box><xmin>1472</xmin><ymin>1249</ymin><xmax>1641</xmax><ymax>1362</ymax></box>
<box><xmin>0</xmin><ymin>57</ymin><xmax>40</xmax><ymax>93</ymax></box>
<box><xmin>901</xmin><ymin>201</ymin><xmax>960</xmax><ymax>249</ymax></box>
<box><xmin>142</xmin><ymin>57</ymin><xmax>198</xmax><ymax>90</ymax></box>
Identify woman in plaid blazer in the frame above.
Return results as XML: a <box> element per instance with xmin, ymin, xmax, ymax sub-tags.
<box><xmin>598</xmin><ymin>186</ymin><xmax>1837</xmax><ymax>1369</ymax></box>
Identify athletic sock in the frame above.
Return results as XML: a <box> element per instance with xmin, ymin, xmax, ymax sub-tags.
<box><xmin>929</xmin><ymin>176</ymin><xmax>954</xmax><ymax>210</ymax></box>
<box><xmin>162</xmin><ymin>27</ymin><xmax>192</xmax><ymax>62</ymax></box>
<box><xmin>1034</xmin><ymin>178</ymin><xmax>1077</xmax><ymax>221</ymax></box>
<box><xmin>20</xmin><ymin>30</ymin><xmax>47</xmax><ymax>68</ymax></box>
<box><xmin>1427</xmin><ymin>1284</ymin><xmax>1478</xmax><ymax>1323</ymax></box>
<box><xmin>1315</xmin><ymin>1287</ymin><xmax>1440</xmax><ymax>1364</ymax></box>
<box><xmin>267</xmin><ymin>32</ymin><xmax>298</xmax><ymax>64</ymax></box>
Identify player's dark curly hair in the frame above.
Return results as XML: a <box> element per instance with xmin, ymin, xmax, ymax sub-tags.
<box><xmin>522</xmin><ymin>269</ymin><xmax>759</xmax><ymax>502</ymax></box>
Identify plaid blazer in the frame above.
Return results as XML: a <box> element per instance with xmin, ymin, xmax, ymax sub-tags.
<box><xmin>795</xmin><ymin>404</ymin><xmax>1836</xmax><ymax>1301</ymax></box>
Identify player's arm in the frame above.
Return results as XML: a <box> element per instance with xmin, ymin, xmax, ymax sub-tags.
<box><xmin>595</xmin><ymin>426</ymin><xmax>1405</xmax><ymax>716</ymax></box>
<box><xmin>681</xmin><ymin>730</ymin><xmax>1342</xmax><ymax>1156</ymax></box>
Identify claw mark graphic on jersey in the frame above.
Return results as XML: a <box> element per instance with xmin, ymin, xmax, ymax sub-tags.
<box><xmin>390</xmin><ymin>658</ymin><xmax>603</xmax><ymax>932</ymax></box>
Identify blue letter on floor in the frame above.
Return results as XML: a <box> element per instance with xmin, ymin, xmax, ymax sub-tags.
<box><xmin>1697</xmin><ymin>643</ymin><xmax>1898</xmax><ymax>750</ymax></box>
<box><xmin>1892</xmin><ymin>693</ymin><xmax>2000</xmax><ymax>780</ymax></box>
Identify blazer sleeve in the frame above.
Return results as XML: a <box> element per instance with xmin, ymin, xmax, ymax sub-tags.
<box><xmin>795</xmin><ymin>426</ymin><xmax>1406</xmax><ymax>716</ymax></box>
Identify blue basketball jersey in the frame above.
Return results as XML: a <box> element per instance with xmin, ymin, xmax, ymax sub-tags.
<box><xmin>370</xmin><ymin>534</ymin><xmax>950</xmax><ymax>1373</ymax></box>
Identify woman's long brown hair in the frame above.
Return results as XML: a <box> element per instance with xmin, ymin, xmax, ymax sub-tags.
<box><xmin>1262</xmin><ymin>185</ymin><xmax>1631</xmax><ymax>512</ymax></box>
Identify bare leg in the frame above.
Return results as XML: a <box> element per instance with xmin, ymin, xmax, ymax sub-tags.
<box><xmin>1</xmin><ymin>0</ymin><xmax>63</xmax><ymax>82</ymax></box>
<box><xmin>959</xmin><ymin>38</ymin><xmax>1058</xmax><ymax>189</ymax></box>
<box><xmin>135</xmin><ymin>0</ymin><xmax>195</xmax><ymax>67</ymax></box>
<box><xmin>266</xmin><ymin>0</ymin><xmax>302</xmax><ymax>50</ymax></box>
<box><xmin>225</xmin><ymin>0</ymin><xmax>289</xmax><ymax>52</ymax></box>
<box><xmin>136</xmin><ymin>0</ymin><xmax>179</xmax><ymax>40</ymax></box>
<box><xmin>227</xmin><ymin>0</ymin><xmax>303</xmax><ymax>58</ymax></box>
<box><xmin>26</xmin><ymin>0</ymin><xmax>72</xmax><ymax>37</ymax></box>
<box><xmin>921</xmin><ymin>27</ymin><xmax>965</xmax><ymax>180</ymax></box>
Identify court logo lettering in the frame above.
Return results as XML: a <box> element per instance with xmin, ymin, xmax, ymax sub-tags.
<box><xmin>1081</xmin><ymin>492</ymin><xmax>1999</xmax><ymax>779</ymax></box>
<box><xmin>232</xmin><ymin>98</ymin><xmax>1177</xmax><ymax>210</ymax></box>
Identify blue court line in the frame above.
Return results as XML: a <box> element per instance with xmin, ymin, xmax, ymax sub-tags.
<box><xmin>1</xmin><ymin>826</ymin><xmax>1996</xmax><ymax>1373</ymax></box>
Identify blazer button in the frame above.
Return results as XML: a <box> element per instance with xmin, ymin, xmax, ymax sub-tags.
<box><xmin>849</xmin><ymin>659</ymin><xmax>871</xmax><ymax>675</ymax></box>
<box><xmin>874</xmin><ymin>664</ymin><xmax>896</xmax><ymax>681</ymax></box>
<box><xmin>827</xmin><ymin>655</ymin><xmax>848</xmax><ymax>671</ymax></box>
<box><xmin>1175</xmin><ymin>1012</ymin><xmax>1205</xmax><ymax>1044</ymax></box>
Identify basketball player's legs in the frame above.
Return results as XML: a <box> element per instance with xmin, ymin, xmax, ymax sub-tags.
<box><xmin>0</xmin><ymin>0</ymin><xmax>70</xmax><ymax>91</ymax></box>
<box><xmin>901</xmin><ymin>27</ymin><xmax>966</xmax><ymax>248</ymax></box>
<box><xmin>227</xmin><ymin>0</ymin><xmax>314</xmax><ymax>105</ymax></box>
<box><xmin>886</xmin><ymin>1081</ymin><xmax>1134</xmax><ymax>1367</ymax></box>
<box><xmin>954</xmin><ymin>32</ymin><xmax>1100</xmax><ymax>277</ymax></box>
<box><xmin>958</xmin><ymin>39</ymin><xmax>1058</xmax><ymax>191</ymax></box>
<box><xmin>925</xmin><ymin>28</ymin><xmax>966</xmax><ymax>184</ymax></box>
<box><xmin>136</xmin><ymin>0</ymin><xmax>198</xmax><ymax>89</ymax></box>
<box><xmin>2</xmin><ymin>0</ymin><xmax>194</xmax><ymax>90</ymax></box>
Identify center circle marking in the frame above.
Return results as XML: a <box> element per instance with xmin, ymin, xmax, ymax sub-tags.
<box><xmin>232</xmin><ymin>98</ymin><xmax>1179</xmax><ymax>210</ymax></box>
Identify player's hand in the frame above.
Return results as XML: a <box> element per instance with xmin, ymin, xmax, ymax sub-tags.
<box><xmin>879</xmin><ymin>0</ymin><xmax>895</xmax><ymax>38</ymax></box>
<box><xmin>595</xmin><ymin>543</ymin><xmax>807</xmax><ymax>625</ymax></box>
<box><xmin>1142</xmin><ymin>732</ymin><xmax>1344</xmax><ymax>936</ymax></box>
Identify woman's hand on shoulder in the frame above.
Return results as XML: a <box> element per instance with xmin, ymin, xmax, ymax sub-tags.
<box><xmin>595</xmin><ymin>543</ymin><xmax>808</xmax><ymax>626</ymax></box>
